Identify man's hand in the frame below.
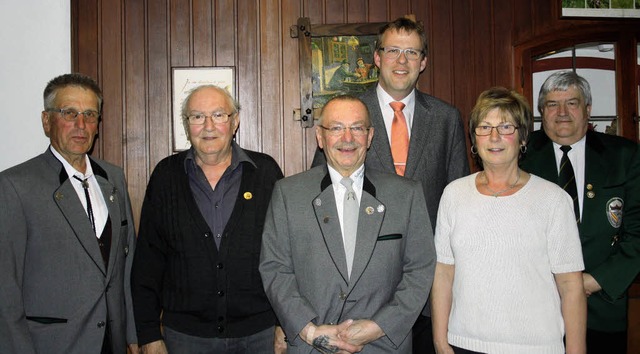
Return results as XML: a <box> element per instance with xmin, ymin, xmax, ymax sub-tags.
<box><xmin>300</xmin><ymin>320</ymin><xmax>362</xmax><ymax>353</ymax></box>
<box><xmin>582</xmin><ymin>273</ymin><xmax>602</xmax><ymax>297</ymax></box>
<box><xmin>274</xmin><ymin>325</ymin><xmax>287</xmax><ymax>354</ymax></box>
<box><xmin>127</xmin><ymin>343</ymin><xmax>140</xmax><ymax>354</ymax></box>
<box><xmin>140</xmin><ymin>340</ymin><xmax>168</xmax><ymax>354</ymax></box>
<box><xmin>337</xmin><ymin>319</ymin><xmax>384</xmax><ymax>347</ymax></box>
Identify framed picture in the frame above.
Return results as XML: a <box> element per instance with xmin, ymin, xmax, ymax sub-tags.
<box><xmin>292</xmin><ymin>18</ymin><xmax>387</xmax><ymax>127</ymax></box>
<box><xmin>171</xmin><ymin>66</ymin><xmax>235</xmax><ymax>151</ymax></box>
<box><xmin>561</xmin><ymin>0</ymin><xmax>640</xmax><ymax>18</ymax></box>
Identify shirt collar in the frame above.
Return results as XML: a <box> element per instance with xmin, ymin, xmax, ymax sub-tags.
<box><xmin>327</xmin><ymin>164</ymin><xmax>365</xmax><ymax>190</ymax></box>
<box><xmin>50</xmin><ymin>145</ymin><xmax>94</xmax><ymax>180</ymax></box>
<box><xmin>376</xmin><ymin>84</ymin><xmax>415</xmax><ymax>107</ymax></box>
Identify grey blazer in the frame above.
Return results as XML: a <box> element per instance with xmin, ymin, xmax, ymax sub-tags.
<box><xmin>259</xmin><ymin>166</ymin><xmax>434</xmax><ymax>353</ymax></box>
<box><xmin>313</xmin><ymin>87</ymin><xmax>470</xmax><ymax>231</ymax></box>
<box><xmin>0</xmin><ymin>149</ymin><xmax>137</xmax><ymax>354</ymax></box>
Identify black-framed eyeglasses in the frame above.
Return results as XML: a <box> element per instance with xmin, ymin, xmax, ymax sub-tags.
<box><xmin>378</xmin><ymin>47</ymin><xmax>424</xmax><ymax>61</ymax></box>
<box><xmin>186</xmin><ymin>112</ymin><xmax>234</xmax><ymax>125</ymax></box>
<box><xmin>319</xmin><ymin>125</ymin><xmax>370</xmax><ymax>137</ymax></box>
<box><xmin>48</xmin><ymin>108</ymin><xmax>100</xmax><ymax>124</ymax></box>
<box><xmin>474</xmin><ymin>124</ymin><xmax>518</xmax><ymax>136</ymax></box>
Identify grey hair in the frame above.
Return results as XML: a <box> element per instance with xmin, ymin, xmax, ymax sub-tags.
<box><xmin>180</xmin><ymin>85</ymin><xmax>240</xmax><ymax>135</ymax></box>
<box><xmin>537</xmin><ymin>71</ymin><xmax>592</xmax><ymax>115</ymax></box>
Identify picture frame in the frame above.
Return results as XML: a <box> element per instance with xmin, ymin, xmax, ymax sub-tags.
<box><xmin>292</xmin><ymin>18</ymin><xmax>387</xmax><ymax>127</ymax></box>
<box><xmin>561</xmin><ymin>0</ymin><xmax>640</xmax><ymax>18</ymax></box>
<box><xmin>171</xmin><ymin>66</ymin><xmax>235</xmax><ymax>151</ymax></box>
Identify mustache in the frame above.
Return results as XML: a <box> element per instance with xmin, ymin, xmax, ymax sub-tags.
<box><xmin>334</xmin><ymin>141</ymin><xmax>361</xmax><ymax>150</ymax></box>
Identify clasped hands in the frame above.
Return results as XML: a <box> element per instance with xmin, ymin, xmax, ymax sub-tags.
<box><xmin>301</xmin><ymin>319</ymin><xmax>384</xmax><ymax>354</ymax></box>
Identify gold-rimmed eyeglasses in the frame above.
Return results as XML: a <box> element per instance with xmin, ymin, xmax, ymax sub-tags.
<box><xmin>186</xmin><ymin>112</ymin><xmax>234</xmax><ymax>125</ymax></box>
<box><xmin>48</xmin><ymin>108</ymin><xmax>100</xmax><ymax>124</ymax></box>
<box><xmin>319</xmin><ymin>125</ymin><xmax>370</xmax><ymax>137</ymax></box>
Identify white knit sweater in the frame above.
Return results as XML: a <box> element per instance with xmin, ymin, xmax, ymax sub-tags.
<box><xmin>435</xmin><ymin>173</ymin><xmax>584</xmax><ymax>354</ymax></box>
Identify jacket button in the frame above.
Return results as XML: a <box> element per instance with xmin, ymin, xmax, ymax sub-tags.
<box><xmin>218</xmin><ymin>316</ymin><xmax>224</xmax><ymax>322</ymax></box>
<box><xmin>217</xmin><ymin>290</ymin><xmax>225</xmax><ymax>297</ymax></box>
<box><xmin>204</xmin><ymin>232</ymin><xmax>211</xmax><ymax>238</ymax></box>
<box><xmin>217</xmin><ymin>326</ymin><xmax>224</xmax><ymax>332</ymax></box>
<box><xmin>216</xmin><ymin>263</ymin><xmax>224</xmax><ymax>269</ymax></box>
<box><xmin>97</xmin><ymin>321</ymin><xmax>106</xmax><ymax>328</ymax></box>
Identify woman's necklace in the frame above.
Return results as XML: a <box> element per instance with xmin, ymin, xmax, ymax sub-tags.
<box><xmin>482</xmin><ymin>170</ymin><xmax>521</xmax><ymax>197</ymax></box>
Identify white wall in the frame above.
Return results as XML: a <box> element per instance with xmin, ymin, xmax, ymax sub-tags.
<box><xmin>0</xmin><ymin>0</ymin><xmax>70</xmax><ymax>171</ymax></box>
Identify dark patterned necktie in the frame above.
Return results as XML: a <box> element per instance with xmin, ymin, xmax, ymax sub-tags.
<box><xmin>558</xmin><ymin>145</ymin><xmax>580</xmax><ymax>222</ymax></box>
<box><xmin>73</xmin><ymin>176</ymin><xmax>97</xmax><ymax>233</ymax></box>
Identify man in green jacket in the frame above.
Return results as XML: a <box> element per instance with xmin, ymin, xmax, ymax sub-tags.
<box><xmin>521</xmin><ymin>70</ymin><xmax>640</xmax><ymax>354</ymax></box>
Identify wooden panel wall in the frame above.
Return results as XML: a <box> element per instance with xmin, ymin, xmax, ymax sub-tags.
<box><xmin>71</xmin><ymin>0</ymin><xmax>638</xmax><ymax>223</ymax></box>
<box><xmin>72</xmin><ymin>1</ymin><xmax>639</xmax><ymax>351</ymax></box>
<box><xmin>71</xmin><ymin>0</ymin><xmax>522</xmax><ymax>223</ymax></box>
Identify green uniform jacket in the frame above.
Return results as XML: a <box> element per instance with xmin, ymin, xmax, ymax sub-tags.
<box><xmin>520</xmin><ymin>129</ymin><xmax>640</xmax><ymax>332</ymax></box>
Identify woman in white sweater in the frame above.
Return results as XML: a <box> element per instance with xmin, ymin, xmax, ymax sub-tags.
<box><xmin>431</xmin><ymin>87</ymin><xmax>586</xmax><ymax>354</ymax></box>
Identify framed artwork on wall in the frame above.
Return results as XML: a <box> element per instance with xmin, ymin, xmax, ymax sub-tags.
<box><xmin>561</xmin><ymin>0</ymin><xmax>640</xmax><ymax>18</ymax></box>
<box><xmin>291</xmin><ymin>18</ymin><xmax>387</xmax><ymax>127</ymax></box>
<box><xmin>171</xmin><ymin>66</ymin><xmax>235</xmax><ymax>151</ymax></box>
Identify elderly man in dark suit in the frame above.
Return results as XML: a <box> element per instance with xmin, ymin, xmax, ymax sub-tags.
<box><xmin>521</xmin><ymin>70</ymin><xmax>640</xmax><ymax>354</ymax></box>
<box><xmin>313</xmin><ymin>18</ymin><xmax>469</xmax><ymax>354</ymax></box>
<box><xmin>0</xmin><ymin>73</ymin><xmax>138</xmax><ymax>353</ymax></box>
<box><xmin>261</xmin><ymin>95</ymin><xmax>434</xmax><ymax>353</ymax></box>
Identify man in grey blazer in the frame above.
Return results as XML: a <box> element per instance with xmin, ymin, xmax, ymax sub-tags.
<box><xmin>260</xmin><ymin>95</ymin><xmax>434</xmax><ymax>353</ymax></box>
<box><xmin>0</xmin><ymin>73</ymin><xmax>138</xmax><ymax>354</ymax></box>
<box><xmin>312</xmin><ymin>18</ymin><xmax>469</xmax><ymax>353</ymax></box>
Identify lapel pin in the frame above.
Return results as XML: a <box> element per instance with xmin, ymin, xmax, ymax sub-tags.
<box><xmin>377</xmin><ymin>204</ymin><xmax>385</xmax><ymax>213</ymax></box>
<box><xmin>109</xmin><ymin>195</ymin><xmax>115</xmax><ymax>202</ymax></box>
<box><xmin>55</xmin><ymin>192</ymin><xmax>64</xmax><ymax>201</ymax></box>
<box><xmin>365</xmin><ymin>206</ymin><xmax>374</xmax><ymax>215</ymax></box>
<box><xmin>315</xmin><ymin>198</ymin><xmax>322</xmax><ymax>206</ymax></box>
<box><xmin>323</xmin><ymin>216</ymin><xmax>330</xmax><ymax>223</ymax></box>
<box><xmin>244</xmin><ymin>192</ymin><xmax>253</xmax><ymax>200</ymax></box>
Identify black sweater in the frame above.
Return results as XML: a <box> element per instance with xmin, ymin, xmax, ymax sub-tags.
<box><xmin>131</xmin><ymin>149</ymin><xmax>283</xmax><ymax>344</ymax></box>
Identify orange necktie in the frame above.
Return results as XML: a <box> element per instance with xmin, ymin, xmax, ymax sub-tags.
<box><xmin>390</xmin><ymin>101</ymin><xmax>409</xmax><ymax>176</ymax></box>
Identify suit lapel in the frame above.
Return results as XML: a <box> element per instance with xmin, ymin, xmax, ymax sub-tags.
<box><xmin>581</xmin><ymin>131</ymin><xmax>607</xmax><ymax>234</ymax></box>
<box><xmin>53</xmin><ymin>177</ymin><xmax>107</xmax><ymax>275</ymax></box>
<box><xmin>95</xmin><ymin>173</ymin><xmax>122</xmax><ymax>279</ymax></box>
<box><xmin>404</xmin><ymin>93</ymin><xmax>431</xmax><ymax>178</ymax></box>
<box><xmin>523</xmin><ymin>132</ymin><xmax>559</xmax><ymax>182</ymax></box>
<box><xmin>362</xmin><ymin>89</ymin><xmax>395</xmax><ymax>174</ymax></box>
<box><xmin>313</xmin><ymin>181</ymin><xmax>350</xmax><ymax>283</ymax></box>
<box><xmin>348</xmin><ymin>176</ymin><xmax>384</xmax><ymax>286</ymax></box>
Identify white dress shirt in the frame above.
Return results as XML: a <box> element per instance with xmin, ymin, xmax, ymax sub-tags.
<box><xmin>552</xmin><ymin>135</ymin><xmax>586</xmax><ymax>219</ymax></box>
<box><xmin>51</xmin><ymin>146</ymin><xmax>109</xmax><ymax>237</ymax></box>
<box><xmin>376</xmin><ymin>85</ymin><xmax>416</xmax><ymax>145</ymax></box>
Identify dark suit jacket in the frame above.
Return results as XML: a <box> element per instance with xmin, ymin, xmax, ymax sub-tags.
<box><xmin>0</xmin><ymin>148</ymin><xmax>137</xmax><ymax>353</ymax></box>
<box><xmin>260</xmin><ymin>166</ymin><xmax>434</xmax><ymax>353</ymax></box>
<box><xmin>313</xmin><ymin>87</ymin><xmax>470</xmax><ymax>231</ymax></box>
<box><xmin>521</xmin><ymin>130</ymin><xmax>640</xmax><ymax>331</ymax></box>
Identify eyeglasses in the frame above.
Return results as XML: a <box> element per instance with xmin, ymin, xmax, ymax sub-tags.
<box><xmin>320</xmin><ymin>125</ymin><xmax>370</xmax><ymax>137</ymax></box>
<box><xmin>48</xmin><ymin>108</ymin><xmax>100</xmax><ymax>124</ymax></box>
<box><xmin>186</xmin><ymin>112</ymin><xmax>234</xmax><ymax>125</ymax></box>
<box><xmin>543</xmin><ymin>99</ymin><xmax>582</xmax><ymax>112</ymax></box>
<box><xmin>474</xmin><ymin>124</ymin><xmax>519</xmax><ymax>136</ymax></box>
<box><xmin>378</xmin><ymin>47</ymin><xmax>424</xmax><ymax>61</ymax></box>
